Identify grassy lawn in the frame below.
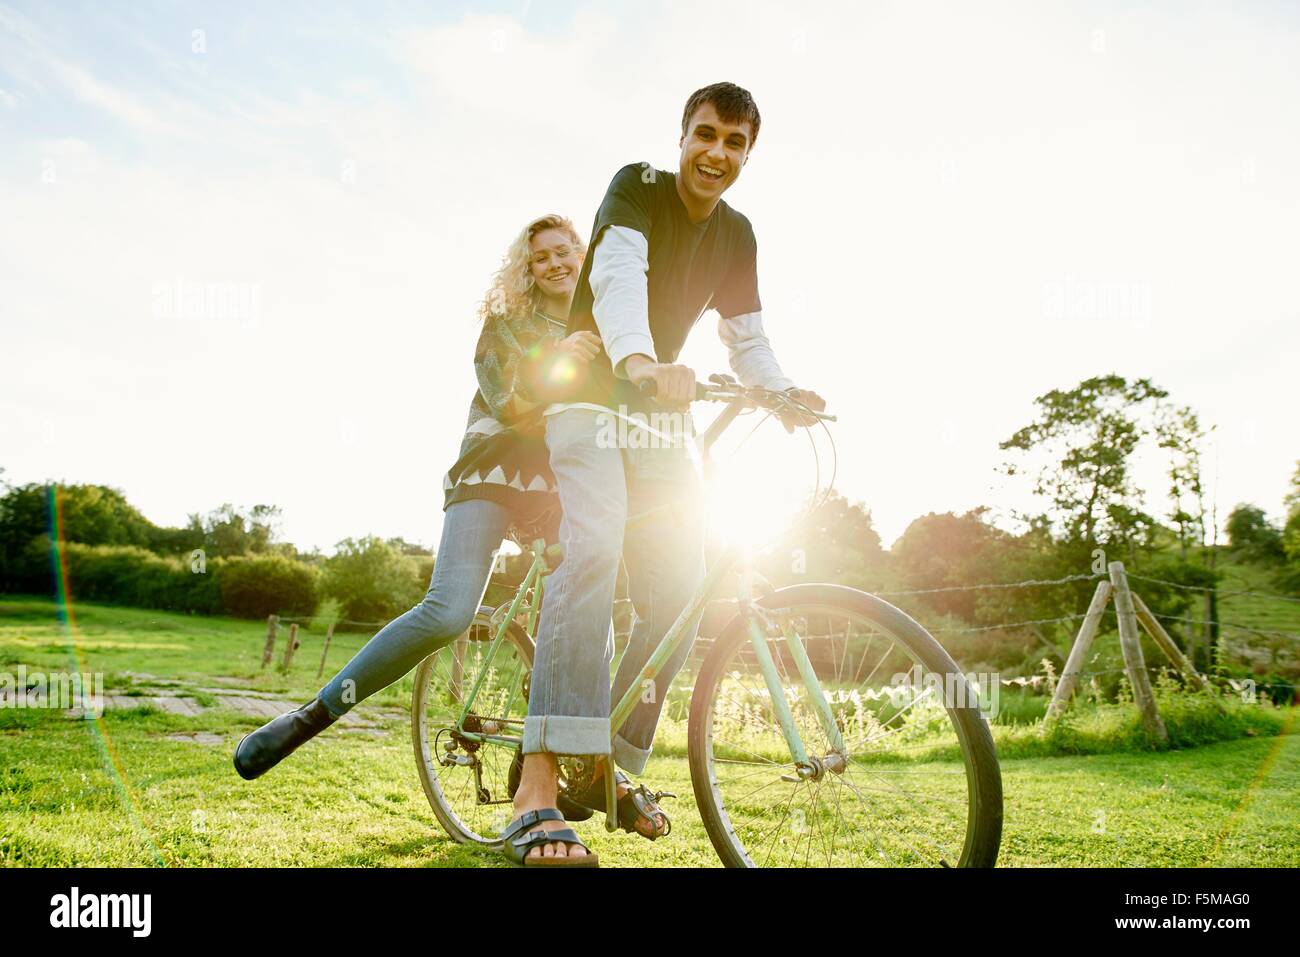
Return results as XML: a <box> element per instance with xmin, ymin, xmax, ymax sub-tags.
<box><xmin>1</xmin><ymin>596</ymin><xmax>1296</xmax><ymax>867</ymax></box>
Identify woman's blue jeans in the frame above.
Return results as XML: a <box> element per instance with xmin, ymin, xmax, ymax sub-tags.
<box><xmin>316</xmin><ymin>498</ymin><xmax>510</xmax><ymax>718</ymax></box>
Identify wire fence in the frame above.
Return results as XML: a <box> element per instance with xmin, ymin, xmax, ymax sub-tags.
<box><xmin>275</xmin><ymin>569</ymin><xmax>1300</xmax><ymax>637</ymax></box>
<box><xmin>1125</xmin><ymin>570</ymin><xmax>1300</xmax><ymax>604</ymax></box>
<box><xmin>269</xmin><ymin>564</ymin><xmax>1299</xmax><ymax>700</ymax></box>
<box><xmin>874</xmin><ymin>573</ymin><xmax>1099</xmax><ymax>597</ymax></box>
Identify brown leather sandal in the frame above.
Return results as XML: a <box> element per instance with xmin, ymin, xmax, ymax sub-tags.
<box><xmin>565</xmin><ymin>770</ymin><xmax>675</xmax><ymax>840</ymax></box>
<box><xmin>499</xmin><ymin>808</ymin><xmax>599</xmax><ymax>867</ymax></box>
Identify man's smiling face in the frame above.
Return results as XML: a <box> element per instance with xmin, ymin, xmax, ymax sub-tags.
<box><xmin>678</xmin><ymin>101</ymin><xmax>752</xmax><ymax>205</ymax></box>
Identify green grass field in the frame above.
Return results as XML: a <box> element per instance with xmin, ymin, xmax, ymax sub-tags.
<box><xmin>1210</xmin><ymin>556</ymin><xmax>1300</xmax><ymax>680</ymax></box>
<box><xmin>1</xmin><ymin>596</ymin><xmax>1296</xmax><ymax>867</ymax></box>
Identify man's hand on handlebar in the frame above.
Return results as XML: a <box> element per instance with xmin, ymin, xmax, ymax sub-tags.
<box><xmin>626</xmin><ymin>358</ymin><xmax>832</xmax><ymax>431</ymax></box>
<box><xmin>778</xmin><ymin>388</ymin><xmax>827</xmax><ymax>434</ymax></box>
<box><xmin>624</xmin><ymin>354</ymin><xmax>697</xmax><ymax>407</ymax></box>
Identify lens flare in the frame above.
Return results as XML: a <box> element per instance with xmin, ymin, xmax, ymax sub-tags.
<box><xmin>545</xmin><ymin>355</ymin><xmax>578</xmax><ymax>385</ymax></box>
<box><xmin>701</xmin><ymin>441</ymin><xmax>805</xmax><ymax>550</ymax></box>
<box><xmin>47</xmin><ymin>486</ymin><xmax>165</xmax><ymax>865</ymax></box>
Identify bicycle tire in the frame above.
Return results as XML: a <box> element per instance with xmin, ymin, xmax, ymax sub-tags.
<box><xmin>688</xmin><ymin>583</ymin><xmax>1003</xmax><ymax>867</ymax></box>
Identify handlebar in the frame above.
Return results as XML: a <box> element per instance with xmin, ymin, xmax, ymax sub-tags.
<box><xmin>636</xmin><ymin>378</ymin><xmax>708</xmax><ymax>401</ymax></box>
<box><xmin>636</xmin><ymin>376</ymin><xmax>836</xmax><ymax>423</ymax></box>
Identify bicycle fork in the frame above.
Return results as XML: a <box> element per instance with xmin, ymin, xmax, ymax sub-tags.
<box><xmin>595</xmin><ymin>544</ymin><xmax>850</xmax><ymax>832</ymax></box>
<box><xmin>738</xmin><ymin>554</ymin><xmax>848</xmax><ymax>782</ymax></box>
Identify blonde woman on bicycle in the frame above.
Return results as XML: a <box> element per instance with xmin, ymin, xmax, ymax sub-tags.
<box><xmin>233</xmin><ymin>215</ymin><xmax>598</xmax><ymax>806</ymax></box>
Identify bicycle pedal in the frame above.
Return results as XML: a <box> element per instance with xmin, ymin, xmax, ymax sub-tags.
<box><xmin>653</xmin><ymin>790</ymin><xmax>677</xmax><ymax>802</ymax></box>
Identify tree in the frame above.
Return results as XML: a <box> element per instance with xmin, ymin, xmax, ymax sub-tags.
<box><xmin>387</xmin><ymin>536</ymin><xmax>433</xmax><ymax>557</ymax></box>
<box><xmin>55</xmin><ymin>484</ymin><xmax>156</xmax><ymax>547</ymax></box>
<box><xmin>1225</xmin><ymin>504</ymin><xmax>1284</xmax><ymax>561</ymax></box>
<box><xmin>890</xmin><ymin>509</ymin><xmax>1011</xmax><ymax>621</ymax></box>
<box><xmin>1283</xmin><ymin>462</ymin><xmax>1300</xmax><ymax>561</ymax></box>
<box><xmin>321</xmin><ymin>536</ymin><xmax>425</xmax><ymax>624</ymax></box>
<box><xmin>1000</xmin><ymin>375</ymin><xmax>1167</xmax><ymax>554</ymax></box>
<box><xmin>1274</xmin><ymin>463</ymin><xmax>1300</xmax><ymax>596</ymax></box>
<box><xmin>0</xmin><ymin>482</ymin><xmax>49</xmax><ymax>583</ymax></box>
<box><xmin>1155</xmin><ymin>403</ymin><xmax>1212</xmax><ymax>562</ymax></box>
<box><xmin>0</xmin><ymin>482</ymin><xmax>155</xmax><ymax>550</ymax></box>
<box><xmin>758</xmin><ymin>490</ymin><xmax>885</xmax><ymax>590</ymax></box>
<box><xmin>0</xmin><ymin>481</ymin><xmax>162</xmax><ymax>585</ymax></box>
<box><xmin>189</xmin><ymin>503</ymin><xmax>283</xmax><ymax>557</ymax></box>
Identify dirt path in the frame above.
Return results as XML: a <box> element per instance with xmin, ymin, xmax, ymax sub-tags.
<box><xmin>1</xmin><ymin>672</ymin><xmax>405</xmax><ymax>729</ymax></box>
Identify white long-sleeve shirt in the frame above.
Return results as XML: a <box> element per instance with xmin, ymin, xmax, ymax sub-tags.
<box><xmin>544</xmin><ymin>225</ymin><xmax>794</xmax><ymax>417</ymax></box>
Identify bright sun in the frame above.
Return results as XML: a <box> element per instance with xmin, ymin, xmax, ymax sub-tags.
<box><xmin>695</xmin><ymin>407</ymin><xmax>828</xmax><ymax>550</ymax></box>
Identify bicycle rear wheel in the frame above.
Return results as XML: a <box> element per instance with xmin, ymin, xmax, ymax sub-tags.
<box><xmin>411</xmin><ymin>606</ymin><xmax>533</xmax><ymax>845</ymax></box>
<box><xmin>688</xmin><ymin>583</ymin><xmax>1002</xmax><ymax>867</ymax></box>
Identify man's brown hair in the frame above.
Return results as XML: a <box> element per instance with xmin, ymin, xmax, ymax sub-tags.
<box><xmin>681</xmin><ymin>82</ymin><xmax>761</xmax><ymax>148</ymax></box>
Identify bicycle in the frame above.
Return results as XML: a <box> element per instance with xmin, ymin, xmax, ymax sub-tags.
<box><xmin>411</xmin><ymin>375</ymin><xmax>1003</xmax><ymax>867</ymax></box>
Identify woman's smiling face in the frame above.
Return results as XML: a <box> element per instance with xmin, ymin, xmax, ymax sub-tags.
<box><xmin>529</xmin><ymin>228</ymin><xmax>582</xmax><ymax>302</ymax></box>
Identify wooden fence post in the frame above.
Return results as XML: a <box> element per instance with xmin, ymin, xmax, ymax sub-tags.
<box><xmin>280</xmin><ymin>623</ymin><xmax>300</xmax><ymax>672</ymax></box>
<box><xmin>1109</xmin><ymin>561</ymin><xmax>1168</xmax><ymax>743</ymax></box>
<box><xmin>316</xmin><ymin>623</ymin><xmax>334</xmax><ymax>680</ymax></box>
<box><xmin>1131</xmin><ymin>592</ymin><xmax>1219</xmax><ymax>699</ymax></box>
<box><xmin>1047</xmin><ymin>579</ymin><xmax>1112</xmax><ymax>720</ymax></box>
<box><xmin>261</xmin><ymin>615</ymin><xmax>279</xmax><ymax>669</ymax></box>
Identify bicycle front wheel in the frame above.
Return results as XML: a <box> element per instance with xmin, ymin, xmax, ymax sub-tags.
<box><xmin>688</xmin><ymin>583</ymin><xmax>1003</xmax><ymax>867</ymax></box>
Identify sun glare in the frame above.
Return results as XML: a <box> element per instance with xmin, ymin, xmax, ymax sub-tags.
<box><xmin>697</xmin><ymin>411</ymin><xmax>825</xmax><ymax>550</ymax></box>
<box><xmin>544</xmin><ymin>355</ymin><xmax>578</xmax><ymax>387</ymax></box>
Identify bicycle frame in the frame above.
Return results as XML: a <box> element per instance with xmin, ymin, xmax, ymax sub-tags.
<box><xmin>441</xmin><ymin>386</ymin><xmax>842</xmax><ymax>831</ymax></box>
<box><xmin>449</xmin><ymin>540</ymin><xmax>549</xmax><ymax>751</ymax></box>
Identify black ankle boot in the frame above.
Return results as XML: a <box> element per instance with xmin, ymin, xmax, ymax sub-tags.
<box><xmin>233</xmin><ymin>697</ymin><xmax>339</xmax><ymax>780</ymax></box>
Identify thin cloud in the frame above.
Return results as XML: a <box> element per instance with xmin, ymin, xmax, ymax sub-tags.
<box><xmin>0</xmin><ymin>2</ymin><xmax>197</xmax><ymax>137</ymax></box>
<box><xmin>2</xmin><ymin>1</ymin><xmax>1297</xmax><ymax>550</ymax></box>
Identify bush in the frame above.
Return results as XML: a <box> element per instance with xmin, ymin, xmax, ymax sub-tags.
<box><xmin>321</xmin><ymin>536</ymin><xmax>424</xmax><ymax>625</ymax></box>
<box><xmin>3</xmin><ymin>535</ymin><xmax>56</xmax><ymax>594</ymax></box>
<box><xmin>56</xmin><ymin>540</ymin><xmax>223</xmax><ymax>614</ymax></box>
<box><xmin>8</xmin><ymin>538</ymin><xmax>316</xmax><ymax>618</ymax></box>
<box><xmin>218</xmin><ymin>554</ymin><xmax>319</xmax><ymax>619</ymax></box>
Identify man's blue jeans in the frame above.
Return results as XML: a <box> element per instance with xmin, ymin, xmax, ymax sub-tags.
<box><xmin>317</xmin><ymin>498</ymin><xmax>510</xmax><ymax>719</ymax></box>
<box><xmin>524</xmin><ymin>407</ymin><xmax>707</xmax><ymax>775</ymax></box>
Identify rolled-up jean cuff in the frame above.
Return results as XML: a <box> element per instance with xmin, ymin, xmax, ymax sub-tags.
<box><xmin>523</xmin><ymin>715</ymin><xmax>611</xmax><ymax>757</ymax></box>
<box><xmin>612</xmin><ymin>733</ymin><xmax>651</xmax><ymax>776</ymax></box>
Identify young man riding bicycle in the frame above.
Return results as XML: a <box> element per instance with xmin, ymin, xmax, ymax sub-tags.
<box><xmin>504</xmin><ymin>81</ymin><xmax>827</xmax><ymax>866</ymax></box>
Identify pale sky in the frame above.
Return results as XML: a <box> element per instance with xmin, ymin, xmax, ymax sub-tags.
<box><xmin>2</xmin><ymin>0</ymin><xmax>1297</xmax><ymax>555</ymax></box>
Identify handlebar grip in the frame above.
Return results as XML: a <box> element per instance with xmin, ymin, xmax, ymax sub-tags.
<box><xmin>636</xmin><ymin>378</ymin><xmax>708</xmax><ymax>401</ymax></box>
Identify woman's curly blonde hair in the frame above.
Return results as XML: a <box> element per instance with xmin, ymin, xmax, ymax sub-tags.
<box><xmin>478</xmin><ymin>213</ymin><xmax>587</xmax><ymax>323</ymax></box>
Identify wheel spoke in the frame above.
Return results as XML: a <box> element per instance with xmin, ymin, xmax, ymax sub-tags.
<box><xmin>758</xmin><ymin>784</ymin><xmax>801</xmax><ymax>868</ymax></box>
<box><xmin>413</xmin><ymin>613</ymin><xmax>532</xmax><ymax>844</ymax></box>
<box><xmin>836</xmin><ymin>773</ymin><xmax>939</xmax><ymax>865</ymax></box>
<box><xmin>698</xmin><ymin>600</ymin><xmax>995</xmax><ymax>868</ymax></box>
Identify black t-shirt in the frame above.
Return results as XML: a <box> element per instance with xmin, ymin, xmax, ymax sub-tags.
<box><xmin>561</xmin><ymin>162</ymin><xmax>762</xmax><ymax>411</ymax></box>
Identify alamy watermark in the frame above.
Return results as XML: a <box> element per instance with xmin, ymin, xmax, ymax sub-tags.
<box><xmin>595</xmin><ymin>407</ymin><xmax>692</xmax><ymax>449</ymax></box>
<box><xmin>0</xmin><ymin>667</ymin><xmax>104</xmax><ymax>718</ymax></box>
<box><xmin>152</xmin><ymin>278</ymin><xmax>261</xmax><ymax>328</ymax></box>
<box><xmin>1043</xmin><ymin>276</ymin><xmax>1151</xmax><ymax>325</ymax></box>
<box><xmin>49</xmin><ymin>887</ymin><xmax>151</xmax><ymax>937</ymax></box>
<box><xmin>887</xmin><ymin>664</ymin><xmax>1001</xmax><ymax>719</ymax></box>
